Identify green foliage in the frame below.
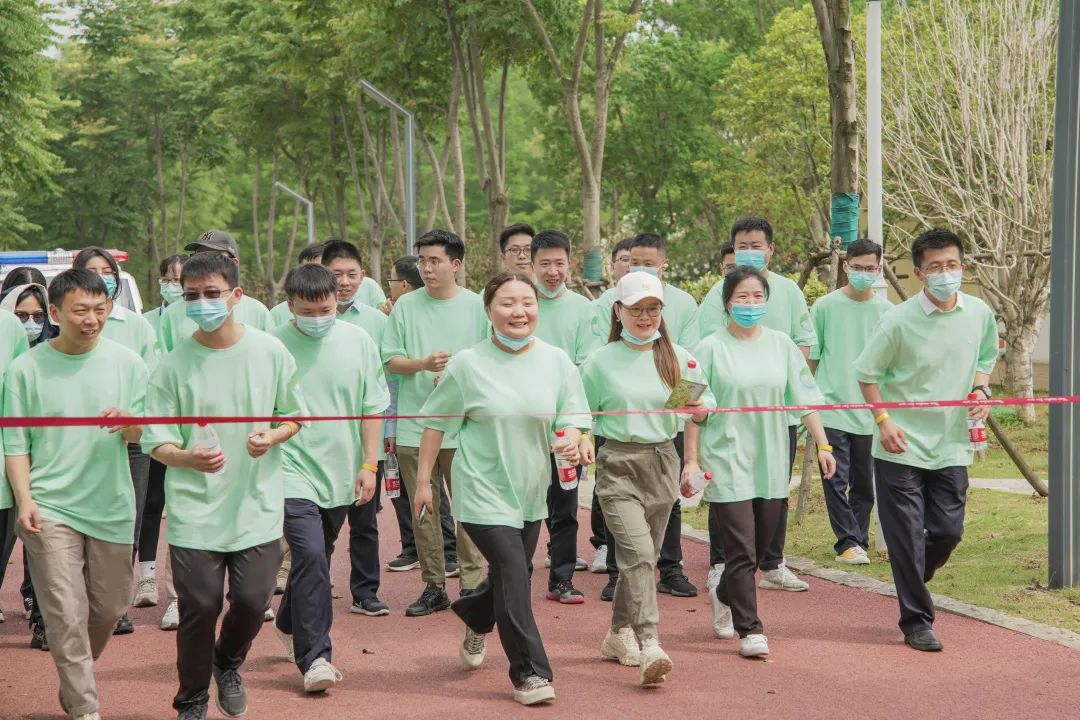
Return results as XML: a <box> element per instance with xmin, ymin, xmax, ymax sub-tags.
<box><xmin>680</xmin><ymin>272</ymin><xmax>723</xmax><ymax>305</ymax></box>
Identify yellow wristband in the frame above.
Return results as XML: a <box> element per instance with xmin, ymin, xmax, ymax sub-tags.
<box><xmin>818</xmin><ymin>444</ymin><xmax>833</xmax><ymax>453</ymax></box>
<box><xmin>875</xmin><ymin>412</ymin><xmax>890</xmax><ymax>425</ymax></box>
<box><xmin>362</xmin><ymin>463</ymin><xmax>378</xmax><ymax>474</ymax></box>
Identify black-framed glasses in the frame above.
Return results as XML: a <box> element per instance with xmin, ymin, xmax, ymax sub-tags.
<box><xmin>626</xmin><ymin>306</ymin><xmax>663</xmax><ymax>318</ymax></box>
<box><xmin>15</xmin><ymin>311</ymin><xmax>46</xmax><ymax>323</ymax></box>
<box><xmin>183</xmin><ymin>288</ymin><xmax>233</xmax><ymax>302</ymax></box>
<box><xmin>504</xmin><ymin>247</ymin><xmax>531</xmax><ymax>257</ymax></box>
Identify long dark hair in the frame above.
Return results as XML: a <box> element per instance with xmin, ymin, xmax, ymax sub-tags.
<box><xmin>72</xmin><ymin>246</ymin><xmax>121</xmax><ymax>300</ymax></box>
<box><xmin>608</xmin><ymin>302</ymin><xmax>680</xmax><ymax>390</ymax></box>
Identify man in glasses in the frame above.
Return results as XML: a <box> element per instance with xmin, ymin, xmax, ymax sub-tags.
<box><xmin>142</xmin><ymin>252</ymin><xmax>305</xmax><ymax>720</ymax></box>
<box><xmin>499</xmin><ymin>223</ymin><xmax>536</xmax><ymax>278</ymax></box>
<box><xmin>156</xmin><ymin>230</ymin><xmax>271</xmax><ymax>352</ymax></box>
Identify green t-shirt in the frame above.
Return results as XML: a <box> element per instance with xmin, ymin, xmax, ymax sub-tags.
<box><xmin>0</xmin><ymin>312</ymin><xmax>31</xmax><ymax>510</ymax></box>
<box><xmin>103</xmin><ymin>304</ymin><xmax>160</xmax><ymax>372</ymax></box>
<box><xmin>143</xmin><ymin>306</ymin><xmax>165</xmax><ymax>337</ymax></box>
<box><xmin>696</xmin><ymin>326</ymin><xmax>824</xmax><ymax>503</ymax></box>
<box><xmin>339</xmin><ymin>302</ymin><xmax>389</xmax><ymax>346</ymax></box>
<box><xmin>853</xmin><ymin>292</ymin><xmax>999</xmax><ymax>470</ymax></box>
<box><xmin>381</xmin><ymin>288</ymin><xmax>489</xmax><ymax>448</ymax></box>
<box><xmin>274</xmin><ymin>322</ymin><xmax>389</xmax><ymax>507</ymax></box>
<box><xmin>3</xmin><ymin>339</ymin><xmax>147</xmax><ymax>543</ymax></box>
<box><xmin>580</xmin><ymin>340</ymin><xmax>714</xmax><ymax>444</ymax></box>
<box><xmin>269</xmin><ymin>301</ymin><xmax>292</xmax><ymax>329</ymax></box>
<box><xmin>141</xmin><ymin>328</ymin><xmax>305</xmax><ymax>552</ymax></box>
<box><xmin>157</xmin><ymin>294</ymin><xmax>271</xmax><ymax>352</ymax></box>
<box><xmin>591</xmin><ymin>283</ymin><xmax>701</xmax><ymax>348</ymax></box>
<box><xmin>419</xmin><ymin>338</ymin><xmax>592</xmax><ymax>527</ymax></box>
<box><xmin>357</xmin><ymin>276</ymin><xmax>387</xmax><ymax>309</ymax></box>
<box><xmin>535</xmin><ymin>290</ymin><xmax>598</xmax><ymax>365</ymax></box>
<box><xmin>809</xmin><ymin>289</ymin><xmax>893</xmax><ymax>435</ymax></box>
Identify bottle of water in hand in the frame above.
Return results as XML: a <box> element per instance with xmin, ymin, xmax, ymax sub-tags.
<box><xmin>967</xmin><ymin>392</ymin><xmax>988</xmax><ymax>452</ymax></box>
<box><xmin>385</xmin><ymin>453</ymin><xmax>401</xmax><ymax>499</ymax></box>
<box><xmin>681</xmin><ymin>470</ymin><xmax>713</xmax><ymax>499</ymax></box>
<box><xmin>554</xmin><ymin>430</ymin><xmax>578</xmax><ymax>491</ymax></box>
<box><xmin>194</xmin><ymin>423</ymin><xmax>225</xmax><ymax>476</ymax></box>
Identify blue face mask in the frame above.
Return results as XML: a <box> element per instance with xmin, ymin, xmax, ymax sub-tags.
<box><xmin>186</xmin><ymin>299</ymin><xmax>231</xmax><ymax>332</ymax></box>
<box><xmin>848</xmin><ymin>271</ymin><xmax>877</xmax><ymax>292</ymax></box>
<box><xmin>295</xmin><ymin>313</ymin><xmax>336</xmax><ymax>338</ymax></box>
<box><xmin>730</xmin><ymin>303</ymin><xmax>767</xmax><ymax>328</ymax></box>
<box><xmin>536</xmin><ymin>283</ymin><xmax>564</xmax><ymax>299</ymax></box>
<box><xmin>926</xmin><ymin>270</ymin><xmax>963</xmax><ymax>301</ymax></box>
<box><xmin>628</xmin><ymin>265</ymin><xmax>660</xmax><ymax>278</ymax></box>
<box><xmin>159</xmin><ymin>281</ymin><xmax>184</xmax><ymax>305</ymax></box>
<box><xmin>23</xmin><ymin>319</ymin><xmax>43</xmax><ymax>342</ymax></box>
<box><xmin>620</xmin><ymin>328</ymin><xmax>661</xmax><ymax>345</ymax></box>
<box><xmin>734</xmin><ymin>250</ymin><xmax>767</xmax><ymax>271</ymax></box>
<box><xmin>102</xmin><ymin>275</ymin><xmax>117</xmax><ymax>296</ymax></box>
<box><xmin>495</xmin><ymin>332</ymin><xmax>533</xmax><ymax>351</ymax></box>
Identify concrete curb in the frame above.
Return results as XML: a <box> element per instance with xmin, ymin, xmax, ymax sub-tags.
<box><xmin>679</xmin><ymin>524</ymin><xmax>1080</xmax><ymax>652</ymax></box>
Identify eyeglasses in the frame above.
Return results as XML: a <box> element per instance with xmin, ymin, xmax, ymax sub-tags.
<box><xmin>182</xmin><ymin>289</ymin><xmax>233</xmax><ymax>302</ymax></box>
<box><xmin>387</xmin><ymin>277</ymin><xmax>406</xmax><ymax>285</ymax></box>
<box><xmin>923</xmin><ymin>261</ymin><xmax>963</xmax><ymax>274</ymax></box>
<box><xmin>15</xmin><ymin>311</ymin><xmax>46</xmax><ymax>323</ymax></box>
<box><xmin>625</xmin><ymin>306</ymin><xmax>663</xmax><ymax>318</ymax></box>
<box><xmin>847</xmin><ymin>264</ymin><xmax>880</xmax><ymax>273</ymax></box>
<box><xmin>504</xmin><ymin>247</ymin><xmax>531</xmax><ymax>257</ymax></box>
<box><xmin>415</xmin><ymin>258</ymin><xmax>445</xmax><ymax>270</ymax></box>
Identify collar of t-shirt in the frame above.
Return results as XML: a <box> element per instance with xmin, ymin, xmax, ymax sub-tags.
<box><xmin>109</xmin><ymin>304</ymin><xmax>126</xmax><ymax>320</ymax></box>
<box><xmin>918</xmin><ymin>288</ymin><xmax>965</xmax><ymax>315</ymax></box>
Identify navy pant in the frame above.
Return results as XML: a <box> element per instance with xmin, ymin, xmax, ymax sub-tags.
<box><xmin>821</xmin><ymin>428</ymin><xmax>875</xmax><ymax>554</ymax></box>
<box><xmin>278</xmin><ymin>499</ymin><xmax>349</xmax><ymax>673</ymax></box>
<box><xmin>348</xmin><ymin>470</ymin><xmax>382</xmax><ymax>603</ymax></box>
<box><xmin>874</xmin><ymin>459</ymin><xmax>967</xmax><ymax>635</ymax></box>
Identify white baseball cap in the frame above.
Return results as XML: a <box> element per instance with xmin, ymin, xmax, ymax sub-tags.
<box><xmin>616</xmin><ymin>271</ymin><xmax>664</xmax><ymax>307</ymax></box>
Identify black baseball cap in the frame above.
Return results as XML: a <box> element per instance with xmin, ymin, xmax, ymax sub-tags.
<box><xmin>185</xmin><ymin>229</ymin><xmax>239</xmax><ymax>259</ymax></box>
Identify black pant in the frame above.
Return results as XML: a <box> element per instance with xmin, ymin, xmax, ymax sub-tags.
<box><xmin>758</xmin><ymin>425</ymin><xmax>798</xmax><ymax>571</ymax></box>
<box><xmin>455</xmin><ymin>521</ymin><xmax>552</xmax><ymax>686</ymax></box>
<box><xmin>711</xmin><ymin>498</ymin><xmax>785</xmax><ymax>637</ymax></box>
<box><xmin>348</xmin><ymin>468</ymin><xmax>382</xmax><ymax>602</ymax></box>
<box><xmin>139</xmin><ymin>458</ymin><xmax>167</xmax><ymax>562</ymax></box>
<box><xmin>390</xmin><ymin>469</ymin><xmax>457</xmax><ymax>560</ymax></box>
<box><xmin>546</xmin><ymin>457</ymin><xmax>579</xmax><ymax>588</ymax></box>
<box><xmin>278</xmin><ymin>500</ymin><xmax>348</xmax><ymax>673</ymax></box>
<box><xmin>875</xmin><ymin>459</ymin><xmax>967</xmax><ymax>635</ymax></box>
<box><xmin>0</xmin><ymin>507</ymin><xmax>16</xmax><ymax>591</ymax></box>
<box><xmin>821</xmin><ymin>428</ymin><xmax>875</xmax><ymax>554</ymax></box>
<box><xmin>171</xmin><ymin>538</ymin><xmax>284</xmax><ymax>711</ymax></box>
<box><xmin>128</xmin><ymin>443</ymin><xmax>151</xmax><ymax>565</ymax></box>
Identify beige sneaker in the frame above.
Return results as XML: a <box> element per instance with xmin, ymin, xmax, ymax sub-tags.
<box><xmin>600</xmin><ymin>627</ymin><xmax>640</xmax><ymax>667</ymax></box>
<box><xmin>513</xmin><ymin>675</ymin><xmax>554</xmax><ymax>705</ymax></box>
<box><xmin>639</xmin><ymin>638</ymin><xmax>672</xmax><ymax>685</ymax></box>
<box><xmin>74</xmin><ymin>713</ymin><xmax>101</xmax><ymax>720</ymax></box>
<box><xmin>759</xmin><ymin>564</ymin><xmax>809</xmax><ymax>592</ymax></box>
<box><xmin>275</xmin><ymin>566</ymin><xmax>289</xmax><ymax>595</ymax></box>
<box><xmin>303</xmin><ymin>658</ymin><xmax>342</xmax><ymax>693</ymax></box>
<box><xmin>134</xmin><ymin>576</ymin><xmax>159</xmax><ymax>608</ymax></box>
<box><xmin>836</xmin><ymin>547</ymin><xmax>871</xmax><ymax>565</ymax></box>
<box><xmin>275</xmin><ymin>625</ymin><xmax>295</xmax><ymax>663</ymax></box>
<box><xmin>459</xmin><ymin>628</ymin><xmax>486</xmax><ymax>670</ymax></box>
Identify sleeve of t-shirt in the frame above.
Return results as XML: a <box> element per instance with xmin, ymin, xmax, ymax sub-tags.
<box><xmin>852</xmin><ymin>317</ymin><xmax>897</xmax><ymax>385</ymax></box>
<box><xmin>418</xmin><ymin>362</ymin><xmax>465</xmax><ymax>437</ymax></box>
<box><xmin>790</xmin><ymin>286</ymin><xmax>817</xmax><ymax>348</ymax></box>
<box><xmin>254</xmin><ymin>302</ymin><xmax>271</xmax><ymax>331</ymax></box>
<box><xmin>685</xmin><ymin>348</ymin><xmax>717</xmax><ymax>410</ymax></box>
<box><xmin>808</xmin><ymin>300</ymin><xmax>826</xmax><ymax>362</ymax></box>
<box><xmin>690</xmin><ymin>338</ymin><xmax>719</xmax><ymax>428</ymax></box>
<box><xmin>136</xmin><ymin>317</ymin><xmax>161</xmax><ymax>372</ymax></box>
<box><xmin>784</xmin><ymin>337</ymin><xmax>824</xmax><ymax>416</ymax></box>
<box><xmin>579</xmin><ymin>356</ymin><xmax>601</xmax><ymax>411</ymax></box>
<box><xmin>2</xmin><ymin>366</ymin><xmax>30</xmax><ymax>456</ymax></box>
<box><xmin>129</xmin><ymin>356</ymin><xmax>149</xmax><ymax>417</ymax></box>
<box><xmin>141</xmin><ymin>366</ymin><xmax>184</xmax><ymax>454</ymax></box>
<box><xmin>591</xmin><ymin>300</ymin><xmax>612</xmax><ymax>344</ymax></box>
<box><xmin>157</xmin><ymin>307</ymin><xmax>177</xmax><ymax>353</ymax></box>
<box><xmin>676</xmin><ymin>306</ymin><xmax>701</xmax><ymax>349</ymax></box>
<box><xmin>365</xmin><ymin>278</ymin><xmax>387</xmax><ymax>308</ymax></box>
<box><xmin>697</xmin><ymin>286</ymin><xmax>725</xmax><ymax>340</ymax></box>
<box><xmin>976</xmin><ymin>305</ymin><xmax>1000</xmax><ymax>375</ymax></box>
<box><xmin>555</xmin><ymin>356</ymin><xmax>593</xmax><ymax>432</ymax></box>
<box><xmin>381</xmin><ymin>304</ymin><xmax>408</xmax><ymax>364</ymax></box>
<box><xmin>361</xmin><ymin>340</ymin><xmax>391</xmax><ymax>415</ymax></box>
<box><xmin>574</xmin><ymin>312</ymin><xmax>600</xmax><ymax>364</ymax></box>
<box><xmin>272</xmin><ymin>350</ymin><xmax>306</xmax><ymax>420</ymax></box>
<box><xmin>475</xmin><ymin>300</ymin><xmax>492</xmax><ymax>340</ymax></box>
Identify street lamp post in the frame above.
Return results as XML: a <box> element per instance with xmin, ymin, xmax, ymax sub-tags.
<box><xmin>273</xmin><ymin>182</ymin><xmax>315</xmax><ymax>246</ymax></box>
<box><xmin>358</xmin><ymin>80</ymin><xmax>416</xmax><ymax>255</ymax></box>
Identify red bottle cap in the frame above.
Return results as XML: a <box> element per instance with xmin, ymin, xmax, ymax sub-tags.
<box><xmin>688</xmin><ymin>360</ymin><xmax>697</xmax><ymax>369</ymax></box>
<box><xmin>704</xmin><ymin>472</ymin><xmax>713</xmax><ymax>480</ymax></box>
<box><xmin>967</xmin><ymin>392</ymin><xmax>978</xmax><ymax>400</ymax></box>
<box><xmin>555</xmin><ymin>429</ymin><xmax>566</xmax><ymax>437</ymax></box>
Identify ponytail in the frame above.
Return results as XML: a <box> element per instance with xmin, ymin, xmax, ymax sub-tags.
<box><xmin>609</xmin><ymin>303</ymin><xmax>681</xmax><ymax>390</ymax></box>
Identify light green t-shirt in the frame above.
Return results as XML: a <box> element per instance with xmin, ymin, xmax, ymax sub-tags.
<box><xmin>381</xmin><ymin>288</ymin><xmax>489</xmax><ymax>448</ymax></box>
<box><xmin>591</xmin><ymin>283</ymin><xmax>701</xmax><ymax>348</ymax></box>
<box><xmin>535</xmin><ymin>290</ymin><xmax>598</xmax><ymax>365</ymax></box>
<box><xmin>357</xmin><ymin>275</ymin><xmax>387</xmax><ymax>309</ymax></box>
<box><xmin>0</xmin><ymin>312</ymin><xmax>31</xmax><ymax>510</ymax></box>
<box><xmin>696</xmin><ymin>326</ymin><xmax>824</xmax><ymax>503</ymax></box>
<box><xmin>339</xmin><ymin>301</ymin><xmax>389</xmax><ymax>346</ymax></box>
<box><xmin>141</xmin><ymin>328</ymin><xmax>305</xmax><ymax>552</ymax></box>
<box><xmin>143</xmin><ymin>306</ymin><xmax>165</xmax><ymax>337</ymax></box>
<box><xmin>269</xmin><ymin>301</ymin><xmax>293</xmax><ymax>329</ymax></box>
<box><xmin>853</xmin><ymin>292</ymin><xmax>999</xmax><ymax>470</ymax></box>
<box><xmin>420</xmin><ymin>338</ymin><xmax>592</xmax><ymax>527</ymax></box>
<box><xmin>157</xmin><ymin>294</ymin><xmax>271</xmax><ymax>352</ymax></box>
<box><xmin>3</xmin><ymin>339</ymin><xmax>147</xmax><ymax>543</ymax></box>
<box><xmin>274</xmin><ymin>322</ymin><xmax>389</xmax><ymax>507</ymax></box>
<box><xmin>103</xmin><ymin>304</ymin><xmax>160</xmax><ymax>372</ymax></box>
<box><xmin>580</xmin><ymin>340</ymin><xmax>713</xmax><ymax>444</ymax></box>
<box><xmin>810</xmin><ymin>289</ymin><xmax>893</xmax><ymax>435</ymax></box>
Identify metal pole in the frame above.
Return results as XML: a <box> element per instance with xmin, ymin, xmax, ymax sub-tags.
<box><xmin>359</xmin><ymin>80</ymin><xmax>416</xmax><ymax>254</ymax></box>
<box><xmin>273</xmin><ymin>182</ymin><xmax>315</xmax><ymax>245</ymax></box>
<box><xmin>1048</xmin><ymin>0</ymin><xmax>1080</xmax><ymax>589</ymax></box>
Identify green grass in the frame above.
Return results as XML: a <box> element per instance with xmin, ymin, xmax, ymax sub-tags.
<box><xmin>977</xmin><ymin>403</ymin><xmax>1049</xmax><ymax>479</ymax></box>
<box><xmin>683</xmin><ymin>486</ymin><xmax>1080</xmax><ymax>633</ymax></box>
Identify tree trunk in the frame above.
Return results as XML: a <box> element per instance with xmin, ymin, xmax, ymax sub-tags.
<box><xmin>1003</xmin><ymin>317</ymin><xmax>1039</xmax><ymax>424</ymax></box>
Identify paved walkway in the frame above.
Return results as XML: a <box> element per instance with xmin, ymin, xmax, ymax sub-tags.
<box><xmin>2</xmin><ymin>507</ymin><xmax>1078</xmax><ymax>720</ymax></box>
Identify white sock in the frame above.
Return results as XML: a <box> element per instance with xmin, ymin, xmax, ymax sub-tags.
<box><xmin>139</xmin><ymin>561</ymin><xmax>156</xmax><ymax>579</ymax></box>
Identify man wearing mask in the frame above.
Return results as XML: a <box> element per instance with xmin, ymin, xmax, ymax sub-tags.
<box><xmin>854</xmin><ymin>229</ymin><xmax>997</xmax><ymax>652</ymax></box>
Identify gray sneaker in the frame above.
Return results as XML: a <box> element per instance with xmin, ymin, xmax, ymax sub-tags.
<box><xmin>212</xmin><ymin>665</ymin><xmax>248</xmax><ymax>718</ymax></box>
<box><xmin>176</xmin><ymin>703</ymin><xmax>208</xmax><ymax>720</ymax></box>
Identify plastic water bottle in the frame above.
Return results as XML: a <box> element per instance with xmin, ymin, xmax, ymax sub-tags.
<box><xmin>385</xmin><ymin>453</ymin><xmax>401</xmax><ymax>499</ymax></box>
<box><xmin>194</xmin><ymin>423</ymin><xmax>225</xmax><ymax>476</ymax></box>
<box><xmin>681</xmin><ymin>470</ymin><xmax>713</xmax><ymax>499</ymax></box>
<box><xmin>967</xmin><ymin>393</ymin><xmax>988</xmax><ymax>452</ymax></box>
<box><xmin>554</xmin><ymin>430</ymin><xmax>578</xmax><ymax>491</ymax></box>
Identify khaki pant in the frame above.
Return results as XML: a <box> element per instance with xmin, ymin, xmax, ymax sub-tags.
<box><xmin>596</xmin><ymin>438</ymin><xmax>679</xmax><ymax>641</ymax></box>
<box><xmin>19</xmin><ymin>519</ymin><xmax>133</xmax><ymax>717</ymax></box>
<box><xmin>398</xmin><ymin>446</ymin><xmax>483</xmax><ymax>588</ymax></box>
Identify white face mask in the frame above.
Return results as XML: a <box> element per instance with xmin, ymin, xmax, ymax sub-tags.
<box><xmin>23</xmin><ymin>319</ymin><xmax>43</xmax><ymax>342</ymax></box>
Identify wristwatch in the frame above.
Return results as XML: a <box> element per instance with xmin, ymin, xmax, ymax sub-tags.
<box><xmin>972</xmin><ymin>384</ymin><xmax>992</xmax><ymax>399</ymax></box>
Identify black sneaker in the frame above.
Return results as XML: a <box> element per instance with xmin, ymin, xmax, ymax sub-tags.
<box><xmin>600</xmin><ymin>576</ymin><xmax>617</xmax><ymax>602</ymax></box>
<box><xmin>177</xmin><ymin>703</ymin><xmax>208</xmax><ymax>720</ymax></box>
<box><xmin>458</xmin><ymin>588</ymin><xmax>476</xmax><ymax>599</ymax></box>
<box><xmin>405</xmin><ymin>583</ymin><xmax>452</xmax><ymax>617</ymax></box>
<box><xmin>545</xmin><ymin>580</ymin><xmax>585</xmax><ymax>604</ymax></box>
<box><xmin>350</xmin><ymin>596</ymin><xmax>390</xmax><ymax>616</ymax></box>
<box><xmin>212</xmin><ymin>664</ymin><xmax>248</xmax><ymax>718</ymax></box>
<box><xmin>113</xmin><ymin>613</ymin><xmax>135</xmax><ymax>635</ymax></box>
<box><xmin>445</xmin><ymin>557</ymin><xmax>461</xmax><ymax>578</ymax></box>
<box><xmin>386</xmin><ymin>554</ymin><xmax>420</xmax><ymax>572</ymax></box>
<box><xmin>31</xmin><ymin>622</ymin><xmax>49</xmax><ymax>651</ymax></box>
<box><xmin>657</xmin><ymin>573</ymin><xmax>699</xmax><ymax>597</ymax></box>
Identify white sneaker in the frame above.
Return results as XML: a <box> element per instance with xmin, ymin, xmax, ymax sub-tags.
<box><xmin>74</xmin><ymin>713</ymin><xmax>101</xmax><ymax>720</ymax></box>
<box><xmin>275</xmin><ymin>566</ymin><xmax>289</xmax><ymax>595</ymax></box>
<box><xmin>275</xmin><ymin>626</ymin><xmax>295</xmax><ymax>663</ymax></box>
<box><xmin>460</xmin><ymin>628</ymin><xmax>486</xmax><ymax>670</ymax></box>
<box><xmin>836</xmin><ymin>546</ymin><xmax>871</xmax><ymax>565</ymax></box>
<box><xmin>591</xmin><ymin>545</ymin><xmax>608</xmax><ymax>573</ymax></box>
<box><xmin>133</xmin><ymin>576</ymin><xmax>159</xmax><ymax>608</ymax></box>
<box><xmin>759</xmin><ymin>564</ymin><xmax>809</xmax><ymax>592</ymax></box>
<box><xmin>709</xmin><ymin>589</ymin><xmax>735</xmax><ymax>639</ymax></box>
<box><xmin>638</xmin><ymin>638</ymin><xmax>672</xmax><ymax>685</ymax></box>
<box><xmin>303</xmin><ymin>657</ymin><xmax>342</xmax><ymax>693</ymax></box>
<box><xmin>0</xmin><ymin>606</ymin><xmax>4</xmax><ymax>623</ymax></box>
<box><xmin>264</xmin><ymin>607</ymin><xmax>275</xmax><ymax>622</ymax></box>
<box><xmin>600</xmin><ymin>627</ymin><xmax>640</xmax><ymax>667</ymax></box>
<box><xmin>739</xmin><ymin>633</ymin><xmax>770</xmax><ymax>657</ymax></box>
<box><xmin>707</xmin><ymin>563</ymin><xmax>725</xmax><ymax>592</ymax></box>
<box><xmin>160</xmin><ymin>600</ymin><xmax>179</xmax><ymax>631</ymax></box>
<box><xmin>513</xmin><ymin>675</ymin><xmax>554</xmax><ymax>705</ymax></box>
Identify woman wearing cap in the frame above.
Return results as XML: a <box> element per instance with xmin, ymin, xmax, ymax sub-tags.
<box><xmin>687</xmin><ymin>266</ymin><xmax>835</xmax><ymax>658</ymax></box>
<box><xmin>579</xmin><ymin>271</ymin><xmax>713</xmax><ymax>685</ymax></box>
<box><xmin>412</xmin><ymin>272</ymin><xmax>591</xmax><ymax>707</ymax></box>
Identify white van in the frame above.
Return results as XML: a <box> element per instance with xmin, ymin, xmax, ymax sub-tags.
<box><xmin>0</xmin><ymin>249</ymin><xmax>144</xmax><ymax>314</ymax></box>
